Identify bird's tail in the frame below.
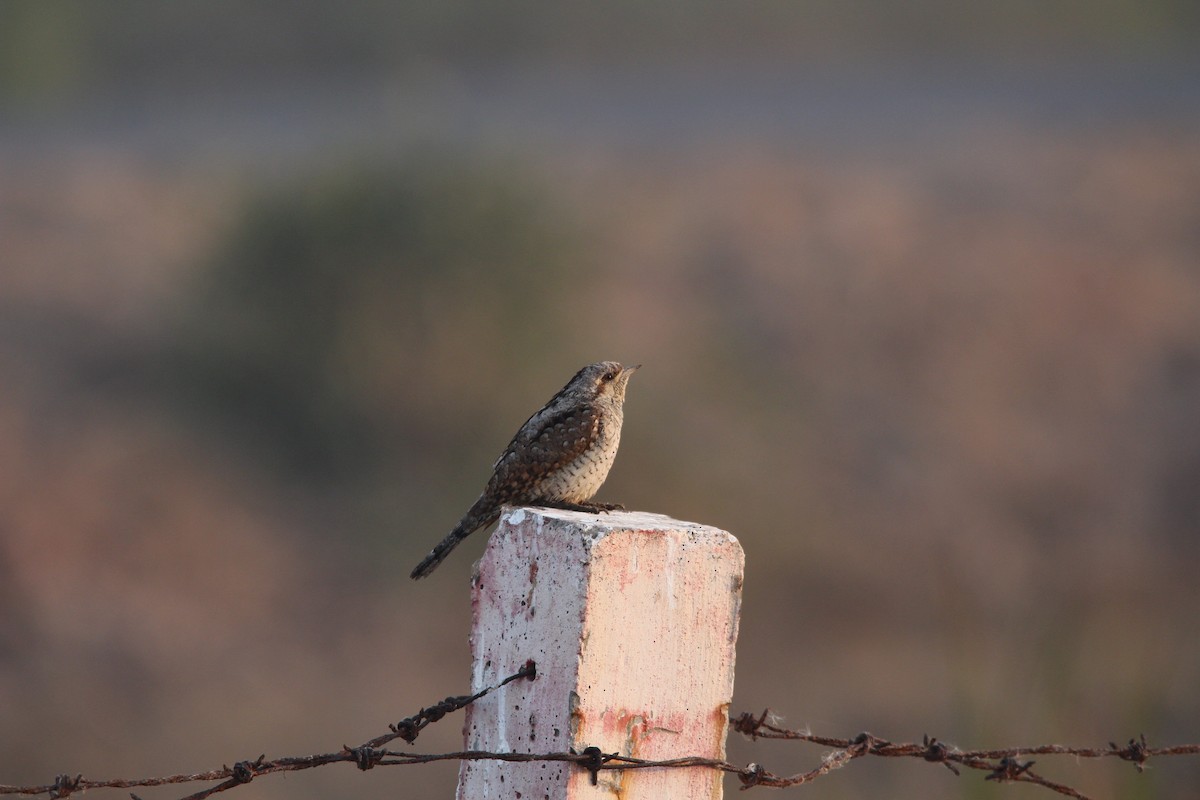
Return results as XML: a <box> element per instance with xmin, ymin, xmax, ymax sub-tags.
<box><xmin>410</xmin><ymin>523</ymin><xmax>468</xmax><ymax>579</ymax></box>
<box><xmin>410</xmin><ymin>501</ymin><xmax>498</xmax><ymax>579</ymax></box>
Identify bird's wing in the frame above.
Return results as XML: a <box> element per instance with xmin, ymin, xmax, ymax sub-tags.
<box><xmin>485</xmin><ymin>403</ymin><xmax>600</xmax><ymax>501</ymax></box>
<box><xmin>493</xmin><ymin>365</ymin><xmax>593</xmax><ymax>471</ymax></box>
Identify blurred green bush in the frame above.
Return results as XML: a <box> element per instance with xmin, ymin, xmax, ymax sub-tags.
<box><xmin>172</xmin><ymin>156</ymin><xmax>576</xmax><ymax>482</ymax></box>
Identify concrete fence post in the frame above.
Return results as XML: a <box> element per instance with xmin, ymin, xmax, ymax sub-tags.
<box><xmin>456</xmin><ymin>507</ymin><xmax>744</xmax><ymax>799</ymax></box>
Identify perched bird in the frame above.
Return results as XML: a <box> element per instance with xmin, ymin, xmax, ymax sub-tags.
<box><xmin>411</xmin><ymin>361</ymin><xmax>639</xmax><ymax>579</ymax></box>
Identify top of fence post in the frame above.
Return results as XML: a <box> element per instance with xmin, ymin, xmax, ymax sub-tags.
<box><xmin>457</xmin><ymin>506</ymin><xmax>744</xmax><ymax>799</ymax></box>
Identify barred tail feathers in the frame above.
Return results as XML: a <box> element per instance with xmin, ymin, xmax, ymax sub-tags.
<box><xmin>409</xmin><ymin>521</ymin><xmax>471</xmax><ymax>579</ymax></box>
<box><xmin>409</xmin><ymin>499</ymin><xmax>500</xmax><ymax>579</ymax></box>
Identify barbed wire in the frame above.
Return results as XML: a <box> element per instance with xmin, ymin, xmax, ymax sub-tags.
<box><xmin>2</xmin><ymin>660</ymin><xmax>1197</xmax><ymax>800</ymax></box>
<box><xmin>728</xmin><ymin>711</ymin><xmax>1200</xmax><ymax>796</ymax></box>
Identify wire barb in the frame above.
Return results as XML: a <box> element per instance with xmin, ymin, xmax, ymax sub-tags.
<box><xmin>1111</xmin><ymin>734</ymin><xmax>1150</xmax><ymax>773</ymax></box>
<box><xmin>230</xmin><ymin>757</ymin><xmax>263</xmax><ymax>786</ymax></box>
<box><xmin>48</xmin><ymin>774</ymin><xmax>81</xmax><ymax>800</ymax></box>
<box><xmin>847</xmin><ymin>732</ymin><xmax>887</xmax><ymax>756</ymax></box>
<box><xmin>731</xmin><ymin>709</ymin><xmax>770</xmax><ymax>739</ymax></box>
<box><xmin>986</xmin><ymin>756</ymin><xmax>1036</xmax><ymax>783</ymax></box>
<box><xmin>343</xmin><ymin>745</ymin><xmax>383</xmax><ymax>771</ymax></box>
<box><xmin>922</xmin><ymin>735</ymin><xmax>960</xmax><ymax>775</ymax></box>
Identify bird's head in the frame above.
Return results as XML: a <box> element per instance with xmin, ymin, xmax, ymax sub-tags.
<box><xmin>571</xmin><ymin>361</ymin><xmax>640</xmax><ymax>403</ymax></box>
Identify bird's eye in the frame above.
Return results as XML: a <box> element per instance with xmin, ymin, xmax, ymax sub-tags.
<box><xmin>601</xmin><ymin>371</ymin><xmax>616</xmax><ymax>382</ymax></box>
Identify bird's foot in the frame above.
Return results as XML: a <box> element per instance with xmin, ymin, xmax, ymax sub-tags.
<box><xmin>538</xmin><ymin>500</ymin><xmax>625</xmax><ymax>514</ymax></box>
<box><xmin>585</xmin><ymin>501</ymin><xmax>625</xmax><ymax>513</ymax></box>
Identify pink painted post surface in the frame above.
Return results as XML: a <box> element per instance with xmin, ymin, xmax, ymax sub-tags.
<box><xmin>457</xmin><ymin>507</ymin><xmax>744</xmax><ymax>800</ymax></box>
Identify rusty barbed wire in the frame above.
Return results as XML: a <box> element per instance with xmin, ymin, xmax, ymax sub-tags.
<box><xmin>729</xmin><ymin>711</ymin><xmax>1200</xmax><ymax>797</ymax></box>
<box><xmin>0</xmin><ymin>661</ymin><xmax>537</xmax><ymax>800</ymax></box>
<box><xmin>2</xmin><ymin>672</ymin><xmax>1198</xmax><ymax>800</ymax></box>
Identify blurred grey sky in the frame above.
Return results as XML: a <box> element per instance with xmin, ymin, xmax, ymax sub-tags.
<box><xmin>3</xmin><ymin>1</ymin><xmax>1199</xmax><ymax>163</ymax></box>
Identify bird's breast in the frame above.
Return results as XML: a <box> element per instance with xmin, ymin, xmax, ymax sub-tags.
<box><xmin>536</xmin><ymin>406</ymin><xmax>623</xmax><ymax>502</ymax></box>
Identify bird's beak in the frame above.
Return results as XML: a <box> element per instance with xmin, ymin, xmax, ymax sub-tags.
<box><xmin>623</xmin><ymin>364</ymin><xmax>641</xmax><ymax>379</ymax></box>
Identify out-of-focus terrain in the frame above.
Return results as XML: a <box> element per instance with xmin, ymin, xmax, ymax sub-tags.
<box><xmin>2</xmin><ymin>4</ymin><xmax>1199</xmax><ymax>798</ymax></box>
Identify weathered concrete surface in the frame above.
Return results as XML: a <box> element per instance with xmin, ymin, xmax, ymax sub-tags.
<box><xmin>457</xmin><ymin>507</ymin><xmax>744</xmax><ymax>800</ymax></box>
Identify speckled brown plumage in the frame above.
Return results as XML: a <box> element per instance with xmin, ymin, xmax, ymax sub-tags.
<box><xmin>411</xmin><ymin>361</ymin><xmax>639</xmax><ymax>579</ymax></box>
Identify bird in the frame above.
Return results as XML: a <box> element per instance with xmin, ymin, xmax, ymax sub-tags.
<box><xmin>411</xmin><ymin>361</ymin><xmax>639</xmax><ymax>579</ymax></box>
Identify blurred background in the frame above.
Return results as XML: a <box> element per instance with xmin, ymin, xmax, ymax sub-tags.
<box><xmin>2</xmin><ymin>2</ymin><xmax>1199</xmax><ymax>798</ymax></box>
